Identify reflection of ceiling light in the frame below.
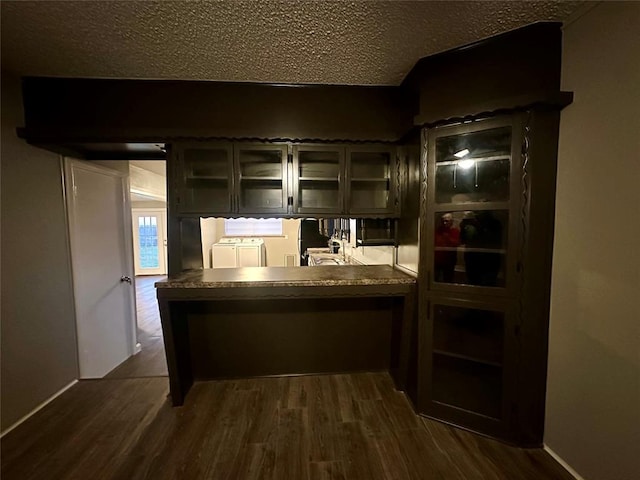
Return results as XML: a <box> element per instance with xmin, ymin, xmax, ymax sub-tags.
<box><xmin>458</xmin><ymin>159</ymin><xmax>475</xmax><ymax>170</ymax></box>
<box><xmin>454</xmin><ymin>148</ymin><xmax>470</xmax><ymax>158</ymax></box>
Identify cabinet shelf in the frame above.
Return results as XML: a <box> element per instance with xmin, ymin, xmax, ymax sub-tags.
<box><xmin>356</xmin><ymin>238</ymin><xmax>396</xmax><ymax>246</ymax></box>
<box><xmin>186</xmin><ymin>175</ymin><xmax>228</xmax><ymax>181</ymax></box>
<box><xmin>299</xmin><ymin>177</ymin><xmax>339</xmax><ymax>182</ymax></box>
<box><xmin>240</xmin><ymin>176</ymin><xmax>283</xmax><ymax>182</ymax></box>
<box><xmin>433</xmin><ymin>349</ymin><xmax>502</xmax><ymax>369</ymax></box>
<box><xmin>351</xmin><ymin>177</ymin><xmax>390</xmax><ymax>182</ymax></box>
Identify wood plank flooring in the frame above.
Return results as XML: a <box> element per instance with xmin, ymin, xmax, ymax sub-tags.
<box><xmin>2</xmin><ymin>274</ymin><xmax>574</xmax><ymax>479</ymax></box>
<box><xmin>106</xmin><ymin>275</ymin><xmax>168</xmax><ymax>379</ymax></box>
<box><xmin>1</xmin><ymin>373</ymin><xmax>574</xmax><ymax>480</ymax></box>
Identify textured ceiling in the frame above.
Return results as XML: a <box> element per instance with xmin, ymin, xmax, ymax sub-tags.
<box><xmin>1</xmin><ymin>1</ymin><xmax>585</xmax><ymax>86</ymax></box>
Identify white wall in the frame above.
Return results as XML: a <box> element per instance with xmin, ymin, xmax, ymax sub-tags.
<box><xmin>200</xmin><ymin>217</ymin><xmax>218</xmax><ymax>268</ymax></box>
<box><xmin>129</xmin><ymin>163</ymin><xmax>166</xmax><ymax>200</ymax></box>
<box><xmin>1</xmin><ymin>72</ymin><xmax>78</xmax><ymax>432</ymax></box>
<box><xmin>546</xmin><ymin>3</ymin><xmax>640</xmax><ymax>479</ymax></box>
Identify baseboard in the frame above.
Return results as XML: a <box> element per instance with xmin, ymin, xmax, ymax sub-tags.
<box><xmin>544</xmin><ymin>444</ymin><xmax>585</xmax><ymax>480</ymax></box>
<box><xmin>0</xmin><ymin>380</ymin><xmax>78</xmax><ymax>438</ymax></box>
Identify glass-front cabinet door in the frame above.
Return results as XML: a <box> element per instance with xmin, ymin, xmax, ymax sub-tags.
<box><xmin>347</xmin><ymin>146</ymin><xmax>397</xmax><ymax>215</ymax></box>
<box><xmin>420</xmin><ymin>298</ymin><xmax>515</xmax><ymax>439</ymax></box>
<box><xmin>176</xmin><ymin>143</ymin><xmax>234</xmax><ymax>214</ymax></box>
<box><xmin>427</xmin><ymin>117</ymin><xmax>520</xmax><ymax>295</ymax></box>
<box><xmin>292</xmin><ymin>145</ymin><xmax>344</xmax><ymax>215</ymax></box>
<box><xmin>235</xmin><ymin>144</ymin><xmax>288</xmax><ymax>214</ymax></box>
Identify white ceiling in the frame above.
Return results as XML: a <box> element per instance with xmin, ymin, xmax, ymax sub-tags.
<box><xmin>1</xmin><ymin>1</ymin><xmax>586</xmax><ymax>86</ymax></box>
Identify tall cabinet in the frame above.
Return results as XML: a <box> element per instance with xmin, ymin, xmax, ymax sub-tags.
<box><xmin>418</xmin><ymin>110</ymin><xmax>562</xmax><ymax>446</ymax></box>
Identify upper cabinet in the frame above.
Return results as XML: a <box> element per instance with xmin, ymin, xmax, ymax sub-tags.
<box><xmin>292</xmin><ymin>144</ymin><xmax>398</xmax><ymax>216</ymax></box>
<box><xmin>235</xmin><ymin>144</ymin><xmax>289</xmax><ymax>214</ymax></box>
<box><xmin>173</xmin><ymin>142</ymin><xmax>399</xmax><ymax>217</ymax></box>
<box><xmin>177</xmin><ymin>142</ymin><xmax>234</xmax><ymax>214</ymax></box>
<box><xmin>292</xmin><ymin>145</ymin><xmax>345</xmax><ymax>215</ymax></box>
<box><xmin>174</xmin><ymin>142</ymin><xmax>288</xmax><ymax>215</ymax></box>
<box><xmin>347</xmin><ymin>146</ymin><xmax>398</xmax><ymax>215</ymax></box>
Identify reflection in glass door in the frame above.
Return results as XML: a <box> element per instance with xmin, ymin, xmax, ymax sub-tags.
<box><xmin>132</xmin><ymin>209</ymin><xmax>167</xmax><ymax>275</ymax></box>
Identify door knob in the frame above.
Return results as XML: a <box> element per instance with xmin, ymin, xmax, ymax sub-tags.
<box><xmin>120</xmin><ymin>276</ymin><xmax>132</xmax><ymax>284</ymax></box>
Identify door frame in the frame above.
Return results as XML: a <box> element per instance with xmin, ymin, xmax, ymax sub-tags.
<box><xmin>131</xmin><ymin>208</ymin><xmax>168</xmax><ymax>275</ymax></box>
<box><xmin>64</xmin><ymin>158</ymin><xmax>139</xmax><ymax>378</ymax></box>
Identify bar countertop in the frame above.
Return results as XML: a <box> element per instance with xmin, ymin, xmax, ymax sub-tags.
<box><xmin>155</xmin><ymin>265</ymin><xmax>416</xmax><ymax>289</ymax></box>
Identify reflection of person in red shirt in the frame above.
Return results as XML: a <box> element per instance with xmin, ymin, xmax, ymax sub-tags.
<box><xmin>434</xmin><ymin>213</ymin><xmax>460</xmax><ymax>283</ymax></box>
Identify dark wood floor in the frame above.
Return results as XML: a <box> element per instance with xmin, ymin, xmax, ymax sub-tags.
<box><xmin>1</xmin><ymin>275</ymin><xmax>575</xmax><ymax>480</ymax></box>
<box><xmin>1</xmin><ymin>372</ymin><xmax>573</xmax><ymax>480</ymax></box>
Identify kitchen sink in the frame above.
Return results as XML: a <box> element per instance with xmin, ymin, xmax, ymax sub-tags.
<box><xmin>308</xmin><ymin>253</ymin><xmax>348</xmax><ymax>266</ymax></box>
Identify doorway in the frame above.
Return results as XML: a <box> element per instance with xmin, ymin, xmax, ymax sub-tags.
<box><xmin>64</xmin><ymin>159</ymin><xmax>137</xmax><ymax>379</ymax></box>
<box><xmin>132</xmin><ymin>209</ymin><xmax>167</xmax><ymax>276</ymax></box>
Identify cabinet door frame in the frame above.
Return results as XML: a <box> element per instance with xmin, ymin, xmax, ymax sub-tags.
<box><xmin>234</xmin><ymin>143</ymin><xmax>289</xmax><ymax>215</ymax></box>
<box><xmin>418</xmin><ymin>294</ymin><xmax>518</xmax><ymax>441</ymax></box>
<box><xmin>292</xmin><ymin>144</ymin><xmax>345</xmax><ymax>215</ymax></box>
<box><xmin>423</xmin><ymin>115</ymin><xmax>523</xmax><ymax>299</ymax></box>
<box><xmin>174</xmin><ymin>141</ymin><xmax>234</xmax><ymax>215</ymax></box>
<box><xmin>346</xmin><ymin>145</ymin><xmax>399</xmax><ymax>216</ymax></box>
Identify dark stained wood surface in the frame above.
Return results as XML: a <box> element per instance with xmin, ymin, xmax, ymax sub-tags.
<box><xmin>20</xmin><ymin>78</ymin><xmax>413</xmax><ymax>147</ymax></box>
<box><xmin>155</xmin><ymin>267</ymin><xmax>416</xmax><ymax>405</ymax></box>
<box><xmin>403</xmin><ymin>22</ymin><xmax>564</xmax><ymax>125</ymax></box>
<box><xmin>0</xmin><ymin>372</ymin><xmax>575</xmax><ymax>480</ymax></box>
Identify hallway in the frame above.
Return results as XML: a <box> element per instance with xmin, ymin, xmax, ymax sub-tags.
<box><xmin>105</xmin><ymin>275</ymin><xmax>168</xmax><ymax>379</ymax></box>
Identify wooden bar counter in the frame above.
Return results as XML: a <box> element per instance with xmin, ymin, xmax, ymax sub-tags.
<box><xmin>156</xmin><ymin>266</ymin><xmax>417</xmax><ymax>406</ymax></box>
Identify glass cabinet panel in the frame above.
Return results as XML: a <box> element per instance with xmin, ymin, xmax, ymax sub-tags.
<box><xmin>181</xmin><ymin>146</ymin><xmax>233</xmax><ymax>212</ymax></box>
<box><xmin>431</xmin><ymin>303</ymin><xmax>505</xmax><ymax>419</ymax></box>
<box><xmin>236</xmin><ymin>146</ymin><xmax>287</xmax><ymax>213</ymax></box>
<box><xmin>349</xmin><ymin>150</ymin><xmax>393</xmax><ymax>213</ymax></box>
<box><xmin>295</xmin><ymin>148</ymin><xmax>342</xmax><ymax>212</ymax></box>
<box><xmin>433</xmin><ymin>209</ymin><xmax>508</xmax><ymax>287</ymax></box>
<box><xmin>435</xmin><ymin>126</ymin><xmax>511</xmax><ymax>204</ymax></box>
<box><xmin>433</xmin><ymin>305</ymin><xmax>504</xmax><ymax>365</ymax></box>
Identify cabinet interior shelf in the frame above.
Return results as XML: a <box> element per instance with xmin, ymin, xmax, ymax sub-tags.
<box><xmin>186</xmin><ymin>175</ymin><xmax>228</xmax><ymax>181</ymax></box>
<box><xmin>299</xmin><ymin>177</ymin><xmax>339</xmax><ymax>182</ymax></box>
<box><xmin>240</xmin><ymin>176</ymin><xmax>283</xmax><ymax>182</ymax></box>
<box><xmin>437</xmin><ymin>154</ymin><xmax>510</xmax><ymax>167</ymax></box>
<box><xmin>351</xmin><ymin>177</ymin><xmax>390</xmax><ymax>183</ymax></box>
<box><xmin>433</xmin><ymin>349</ymin><xmax>503</xmax><ymax>369</ymax></box>
<box><xmin>356</xmin><ymin>238</ymin><xmax>395</xmax><ymax>246</ymax></box>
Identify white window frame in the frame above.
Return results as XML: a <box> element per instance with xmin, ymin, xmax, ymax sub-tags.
<box><xmin>224</xmin><ymin>218</ymin><xmax>283</xmax><ymax>236</ymax></box>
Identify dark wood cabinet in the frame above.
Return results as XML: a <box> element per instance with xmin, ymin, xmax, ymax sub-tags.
<box><xmin>292</xmin><ymin>144</ymin><xmax>398</xmax><ymax>216</ymax></box>
<box><xmin>176</xmin><ymin>142</ymin><xmax>234</xmax><ymax>215</ymax></box>
<box><xmin>355</xmin><ymin>218</ymin><xmax>396</xmax><ymax>246</ymax></box>
<box><xmin>418</xmin><ymin>110</ymin><xmax>561</xmax><ymax>446</ymax></box>
<box><xmin>235</xmin><ymin>144</ymin><xmax>288</xmax><ymax>214</ymax></box>
<box><xmin>174</xmin><ymin>142</ymin><xmax>398</xmax><ymax>217</ymax></box>
<box><xmin>174</xmin><ymin>142</ymin><xmax>288</xmax><ymax>215</ymax></box>
<box><xmin>292</xmin><ymin>145</ymin><xmax>345</xmax><ymax>215</ymax></box>
<box><xmin>347</xmin><ymin>146</ymin><xmax>398</xmax><ymax>215</ymax></box>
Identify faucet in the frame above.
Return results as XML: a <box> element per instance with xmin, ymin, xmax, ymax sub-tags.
<box><xmin>329</xmin><ymin>238</ymin><xmax>347</xmax><ymax>261</ymax></box>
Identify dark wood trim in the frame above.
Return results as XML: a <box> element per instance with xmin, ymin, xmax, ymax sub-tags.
<box><xmin>413</xmin><ymin>91</ymin><xmax>574</xmax><ymax>128</ymax></box>
<box><xmin>20</xmin><ymin>77</ymin><xmax>413</xmax><ymax>144</ymax></box>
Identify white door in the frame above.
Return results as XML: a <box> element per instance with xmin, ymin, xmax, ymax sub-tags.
<box><xmin>132</xmin><ymin>209</ymin><xmax>167</xmax><ymax>275</ymax></box>
<box><xmin>65</xmin><ymin>159</ymin><xmax>137</xmax><ymax>379</ymax></box>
